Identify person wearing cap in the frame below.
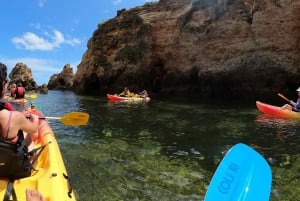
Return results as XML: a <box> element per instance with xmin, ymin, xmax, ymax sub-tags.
<box><xmin>281</xmin><ymin>87</ymin><xmax>300</xmax><ymax>112</ymax></box>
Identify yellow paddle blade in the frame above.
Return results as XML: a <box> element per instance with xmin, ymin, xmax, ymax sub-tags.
<box><xmin>45</xmin><ymin>112</ymin><xmax>90</xmax><ymax>126</ymax></box>
<box><xmin>277</xmin><ymin>93</ymin><xmax>290</xmax><ymax>103</ymax></box>
<box><xmin>59</xmin><ymin>112</ymin><xmax>89</xmax><ymax>126</ymax></box>
<box><xmin>25</xmin><ymin>94</ymin><xmax>38</xmax><ymax>98</ymax></box>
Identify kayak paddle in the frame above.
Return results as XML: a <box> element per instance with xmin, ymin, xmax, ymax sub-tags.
<box><xmin>204</xmin><ymin>143</ymin><xmax>272</xmax><ymax>201</ymax></box>
<box><xmin>27</xmin><ymin>112</ymin><xmax>89</xmax><ymax>126</ymax></box>
<box><xmin>278</xmin><ymin>93</ymin><xmax>290</xmax><ymax>103</ymax></box>
<box><xmin>25</xmin><ymin>94</ymin><xmax>38</xmax><ymax>99</ymax></box>
<box><xmin>41</xmin><ymin>112</ymin><xmax>90</xmax><ymax>126</ymax></box>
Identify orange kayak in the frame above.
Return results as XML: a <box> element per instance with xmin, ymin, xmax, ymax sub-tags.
<box><xmin>256</xmin><ymin>101</ymin><xmax>300</xmax><ymax>119</ymax></box>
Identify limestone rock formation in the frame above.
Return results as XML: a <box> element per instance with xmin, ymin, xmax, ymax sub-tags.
<box><xmin>73</xmin><ymin>0</ymin><xmax>300</xmax><ymax>102</ymax></box>
<box><xmin>48</xmin><ymin>64</ymin><xmax>74</xmax><ymax>90</ymax></box>
<box><xmin>9</xmin><ymin>63</ymin><xmax>38</xmax><ymax>91</ymax></box>
<box><xmin>37</xmin><ymin>84</ymin><xmax>49</xmax><ymax>94</ymax></box>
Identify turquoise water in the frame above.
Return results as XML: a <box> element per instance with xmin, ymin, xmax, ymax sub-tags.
<box><xmin>25</xmin><ymin>90</ymin><xmax>300</xmax><ymax>201</ymax></box>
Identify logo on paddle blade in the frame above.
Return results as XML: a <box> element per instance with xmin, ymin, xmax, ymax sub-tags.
<box><xmin>218</xmin><ymin>162</ymin><xmax>239</xmax><ymax>194</ymax></box>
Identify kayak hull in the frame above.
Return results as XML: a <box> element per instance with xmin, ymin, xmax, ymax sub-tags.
<box><xmin>256</xmin><ymin>101</ymin><xmax>300</xmax><ymax>119</ymax></box>
<box><xmin>107</xmin><ymin>94</ymin><xmax>150</xmax><ymax>102</ymax></box>
<box><xmin>0</xmin><ymin>107</ymin><xmax>76</xmax><ymax>201</ymax></box>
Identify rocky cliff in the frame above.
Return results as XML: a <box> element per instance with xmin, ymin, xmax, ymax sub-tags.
<box><xmin>48</xmin><ymin>64</ymin><xmax>74</xmax><ymax>90</ymax></box>
<box><xmin>9</xmin><ymin>63</ymin><xmax>38</xmax><ymax>91</ymax></box>
<box><xmin>73</xmin><ymin>0</ymin><xmax>300</xmax><ymax>102</ymax></box>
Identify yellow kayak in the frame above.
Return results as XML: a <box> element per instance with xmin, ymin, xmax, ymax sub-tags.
<box><xmin>0</xmin><ymin>107</ymin><xmax>77</xmax><ymax>201</ymax></box>
<box><xmin>3</xmin><ymin>96</ymin><xmax>27</xmax><ymax>104</ymax></box>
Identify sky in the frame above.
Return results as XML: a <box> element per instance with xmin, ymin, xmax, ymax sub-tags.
<box><xmin>0</xmin><ymin>0</ymin><xmax>158</xmax><ymax>85</ymax></box>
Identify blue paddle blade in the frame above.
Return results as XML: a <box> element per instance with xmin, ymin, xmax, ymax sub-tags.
<box><xmin>204</xmin><ymin>143</ymin><xmax>272</xmax><ymax>201</ymax></box>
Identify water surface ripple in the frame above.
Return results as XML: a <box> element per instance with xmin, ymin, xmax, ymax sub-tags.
<box><xmin>29</xmin><ymin>90</ymin><xmax>300</xmax><ymax>201</ymax></box>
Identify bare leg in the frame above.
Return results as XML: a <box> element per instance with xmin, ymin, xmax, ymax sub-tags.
<box><xmin>26</xmin><ymin>189</ymin><xmax>44</xmax><ymax>201</ymax></box>
<box><xmin>281</xmin><ymin>104</ymin><xmax>292</xmax><ymax>110</ymax></box>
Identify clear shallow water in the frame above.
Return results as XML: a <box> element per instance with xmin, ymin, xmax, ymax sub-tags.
<box><xmin>25</xmin><ymin>90</ymin><xmax>300</xmax><ymax>201</ymax></box>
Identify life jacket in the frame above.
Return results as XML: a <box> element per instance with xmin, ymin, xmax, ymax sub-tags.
<box><xmin>292</xmin><ymin>98</ymin><xmax>300</xmax><ymax>112</ymax></box>
<box><xmin>0</xmin><ymin>100</ymin><xmax>15</xmax><ymax>111</ymax></box>
<box><xmin>0</xmin><ymin>100</ymin><xmax>47</xmax><ymax>201</ymax></box>
<box><xmin>15</xmin><ymin>86</ymin><xmax>25</xmax><ymax>99</ymax></box>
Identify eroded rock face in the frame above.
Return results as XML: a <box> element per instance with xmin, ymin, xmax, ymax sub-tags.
<box><xmin>9</xmin><ymin>63</ymin><xmax>38</xmax><ymax>91</ymax></box>
<box><xmin>73</xmin><ymin>0</ymin><xmax>300</xmax><ymax>102</ymax></box>
<box><xmin>37</xmin><ymin>84</ymin><xmax>48</xmax><ymax>94</ymax></box>
<box><xmin>48</xmin><ymin>64</ymin><xmax>74</xmax><ymax>90</ymax></box>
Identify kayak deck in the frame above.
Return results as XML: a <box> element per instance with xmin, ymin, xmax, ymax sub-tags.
<box><xmin>0</xmin><ymin>108</ymin><xmax>76</xmax><ymax>201</ymax></box>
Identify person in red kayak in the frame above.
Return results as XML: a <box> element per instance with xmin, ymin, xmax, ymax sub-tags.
<box><xmin>281</xmin><ymin>87</ymin><xmax>300</xmax><ymax>112</ymax></box>
<box><xmin>119</xmin><ymin>87</ymin><xmax>134</xmax><ymax>97</ymax></box>
<box><xmin>15</xmin><ymin>82</ymin><xmax>25</xmax><ymax>99</ymax></box>
<box><xmin>10</xmin><ymin>83</ymin><xmax>16</xmax><ymax>98</ymax></box>
<box><xmin>138</xmin><ymin>90</ymin><xmax>149</xmax><ymax>98</ymax></box>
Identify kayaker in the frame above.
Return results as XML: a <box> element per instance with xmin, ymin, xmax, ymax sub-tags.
<box><xmin>26</xmin><ymin>189</ymin><xmax>44</xmax><ymax>201</ymax></box>
<box><xmin>15</xmin><ymin>82</ymin><xmax>25</xmax><ymax>99</ymax></box>
<box><xmin>0</xmin><ymin>63</ymin><xmax>39</xmax><ymax>150</ymax></box>
<box><xmin>281</xmin><ymin>87</ymin><xmax>300</xmax><ymax>112</ymax></box>
<box><xmin>119</xmin><ymin>87</ymin><xmax>134</xmax><ymax>97</ymax></box>
<box><xmin>10</xmin><ymin>83</ymin><xmax>16</xmax><ymax>98</ymax></box>
<box><xmin>138</xmin><ymin>90</ymin><xmax>149</xmax><ymax>98</ymax></box>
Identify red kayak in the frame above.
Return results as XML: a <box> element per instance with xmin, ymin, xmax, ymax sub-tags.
<box><xmin>256</xmin><ymin>101</ymin><xmax>300</xmax><ymax>119</ymax></box>
<box><xmin>107</xmin><ymin>94</ymin><xmax>150</xmax><ymax>102</ymax></box>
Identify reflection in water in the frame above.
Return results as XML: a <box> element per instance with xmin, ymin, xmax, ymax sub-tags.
<box><xmin>255</xmin><ymin>114</ymin><xmax>300</xmax><ymax>201</ymax></box>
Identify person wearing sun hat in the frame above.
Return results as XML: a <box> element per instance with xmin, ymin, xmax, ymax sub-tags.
<box><xmin>281</xmin><ymin>86</ymin><xmax>300</xmax><ymax>111</ymax></box>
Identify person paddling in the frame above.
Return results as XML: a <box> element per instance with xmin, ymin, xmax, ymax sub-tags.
<box><xmin>119</xmin><ymin>87</ymin><xmax>134</xmax><ymax>97</ymax></box>
<box><xmin>0</xmin><ymin>63</ymin><xmax>39</xmax><ymax>156</ymax></box>
<box><xmin>281</xmin><ymin>87</ymin><xmax>300</xmax><ymax>112</ymax></box>
<box><xmin>10</xmin><ymin>83</ymin><xmax>16</xmax><ymax>98</ymax></box>
<box><xmin>15</xmin><ymin>82</ymin><xmax>25</xmax><ymax>99</ymax></box>
<box><xmin>138</xmin><ymin>90</ymin><xmax>148</xmax><ymax>98</ymax></box>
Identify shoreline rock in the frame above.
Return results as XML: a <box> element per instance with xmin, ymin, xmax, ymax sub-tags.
<box><xmin>71</xmin><ymin>0</ymin><xmax>299</xmax><ymax>102</ymax></box>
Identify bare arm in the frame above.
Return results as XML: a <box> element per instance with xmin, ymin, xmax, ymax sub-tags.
<box><xmin>290</xmin><ymin>100</ymin><xmax>297</xmax><ymax>107</ymax></box>
<box><xmin>11</xmin><ymin>111</ymin><xmax>39</xmax><ymax>137</ymax></box>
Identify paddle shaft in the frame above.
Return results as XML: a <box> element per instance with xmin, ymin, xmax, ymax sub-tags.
<box><xmin>39</xmin><ymin>117</ymin><xmax>60</xmax><ymax>120</ymax></box>
<box><xmin>26</xmin><ymin>111</ymin><xmax>89</xmax><ymax>126</ymax></box>
<box><xmin>278</xmin><ymin>93</ymin><xmax>290</xmax><ymax>102</ymax></box>
<box><xmin>277</xmin><ymin>93</ymin><xmax>296</xmax><ymax>108</ymax></box>
<box><xmin>26</xmin><ymin>116</ymin><xmax>63</xmax><ymax>121</ymax></box>
<box><xmin>26</xmin><ymin>116</ymin><xmax>62</xmax><ymax>120</ymax></box>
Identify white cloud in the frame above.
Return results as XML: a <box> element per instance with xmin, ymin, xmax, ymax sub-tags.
<box><xmin>30</xmin><ymin>23</ymin><xmax>41</xmax><ymax>29</ymax></box>
<box><xmin>113</xmin><ymin>0</ymin><xmax>122</xmax><ymax>5</ymax></box>
<box><xmin>65</xmin><ymin>38</ymin><xmax>81</xmax><ymax>46</ymax></box>
<box><xmin>3</xmin><ymin>57</ymin><xmax>61</xmax><ymax>73</ymax></box>
<box><xmin>11</xmin><ymin>30</ymin><xmax>82</xmax><ymax>51</ymax></box>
